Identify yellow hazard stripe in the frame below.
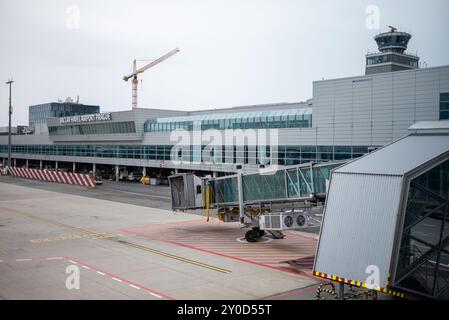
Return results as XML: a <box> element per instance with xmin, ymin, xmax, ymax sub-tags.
<box><xmin>314</xmin><ymin>270</ymin><xmax>405</xmax><ymax>298</ymax></box>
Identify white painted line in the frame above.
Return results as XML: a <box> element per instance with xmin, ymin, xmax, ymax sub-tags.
<box><xmin>96</xmin><ymin>271</ymin><xmax>105</xmax><ymax>276</ymax></box>
<box><xmin>82</xmin><ymin>265</ymin><xmax>90</xmax><ymax>270</ymax></box>
<box><xmin>112</xmin><ymin>277</ymin><xmax>122</xmax><ymax>282</ymax></box>
<box><xmin>16</xmin><ymin>258</ymin><xmax>32</xmax><ymax>262</ymax></box>
<box><xmin>46</xmin><ymin>257</ymin><xmax>63</xmax><ymax>260</ymax></box>
<box><xmin>129</xmin><ymin>284</ymin><xmax>140</xmax><ymax>290</ymax></box>
<box><xmin>68</xmin><ymin>260</ymin><xmax>77</xmax><ymax>264</ymax></box>
<box><xmin>149</xmin><ymin>292</ymin><xmax>162</xmax><ymax>298</ymax></box>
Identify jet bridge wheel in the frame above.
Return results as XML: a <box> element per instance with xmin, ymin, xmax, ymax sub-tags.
<box><xmin>245</xmin><ymin>228</ymin><xmax>265</xmax><ymax>243</ymax></box>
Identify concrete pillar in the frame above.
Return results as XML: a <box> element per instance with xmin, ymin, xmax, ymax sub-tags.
<box><xmin>213</xmin><ymin>171</ymin><xmax>217</xmax><ymax>178</ymax></box>
<box><xmin>142</xmin><ymin>167</ymin><xmax>147</xmax><ymax>177</ymax></box>
<box><xmin>72</xmin><ymin>162</ymin><xmax>76</xmax><ymax>173</ymax></box>
<box><xmin>13</xmin><ymin>158</ymin><xmax>16</xmax><ymax>167</ymax></box>
<box><xmin>93</xmin><ymin>163</ymin><xmax>96</xmax><ymax>173</ymax></box>
<box><xmin>26</xmin><ymin>159</ymin><xmax>29</xmax><ymax>168</ymax></box>
<box><xmin>55</xmin><ymin>161</ymin><xmax>58</xmax><ymax>170</ymax></box>
<box><xmin>39</xmin><ymin>160</ymin><xmax>43</xmax><ymax>170</ymax></box>
<box><xmin>115</xmin><ymin>165</ymin><xmax>119</xmax><ymax>182</ymax></box>
<box><xmin>175</xmin><ymin>169</ymin><xmax>179</xmax><ymax>174</ymax></box>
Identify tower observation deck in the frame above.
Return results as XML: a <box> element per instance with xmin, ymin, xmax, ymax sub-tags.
<box><xmin>366</xmin><ymin>26</ymin><xmax>420</xmax><ymax>75</ymax></box>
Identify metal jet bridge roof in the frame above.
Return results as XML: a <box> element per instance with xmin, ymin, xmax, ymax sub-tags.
<box><xmin>314</xmin><ymin>124</ymin><xmax>449</xmax><ymax>299</ymax></box>
<box><xmin>335</xmin><ymin>134</ymin><xmax>449</xmax><ymax>176</ymax></box>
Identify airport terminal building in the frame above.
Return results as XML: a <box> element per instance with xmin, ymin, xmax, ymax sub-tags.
<box><xmin>1</xmin><ymin>29</ymin><xmax>449</xmax><ymax>178</ymax></box>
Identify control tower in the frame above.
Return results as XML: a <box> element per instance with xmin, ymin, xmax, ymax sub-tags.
<box><xmin>365</xmin><ymin>26</ymin><xmax>420</xmax><ymax>75</ymax></box>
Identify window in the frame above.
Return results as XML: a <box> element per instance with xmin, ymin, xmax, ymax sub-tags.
<box><xmin>395</xmin><ymin>159</ymin><xmax>449</xmax><ymax>297</ymax></box>
<box><xmin>48</xmin><ymin>122</ymin><xmax>136</xmax><ymax>136</ymax></box>
<box><xmin>440</xmin><ymin>93</ymin><xmax>449</xmax><ymax>120</ymax></box>
<box><xmin>144</xmin><ymin>109</ymin><xmax>313</xmax><ymax>132</ymax></box>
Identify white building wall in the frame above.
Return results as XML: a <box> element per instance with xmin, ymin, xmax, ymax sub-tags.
<box><xmin>313</xmin><ymin>65</ymin><xmax>449</xmax><ymax>147</ymax></box>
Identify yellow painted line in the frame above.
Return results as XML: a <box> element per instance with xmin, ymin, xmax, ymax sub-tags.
<box><xmin>117</xmin><ymin>239</ymin><xmax>231</xmax><ymax>274</ymax></box>
<box><xmin>30</xmin><ymin>233</ymin><xmax>83</xmax><ymax>243</ymax></box>
<box><xmin>2</xmin><ymin>206</ymin><xmax>231</xmax><ymax>274</ymax></box>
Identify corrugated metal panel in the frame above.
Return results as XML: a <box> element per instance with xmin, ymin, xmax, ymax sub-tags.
<box><xmin>314</xmin><ymin>173</ymin><xmax>403</xmax><ymax>288</ymax></box>
<box><xmin>409</xmin><ymin>121</ymin><xmax>449</xmax><ymax>131</ymax></box>
<box><xmin>335</xmin><ymin>135</ymin><xmax>449</xmax><ymax>176</ymax></box>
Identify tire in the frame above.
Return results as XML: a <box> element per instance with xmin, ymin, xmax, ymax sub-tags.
<box><xmin>256</xmin><ymin>230</ymin><xmax>265</xmax><ymax>238</ymax></box>
<box><xmin>245</xmin><ymin>230</ymin><xmax>258</xmax><ymax>243</ymax></box>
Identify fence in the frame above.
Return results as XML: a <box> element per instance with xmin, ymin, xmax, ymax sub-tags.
<box><xmin>8</xmin><ymin>167</ymin><xmax>96</xmax><ymax>188</ymax></box>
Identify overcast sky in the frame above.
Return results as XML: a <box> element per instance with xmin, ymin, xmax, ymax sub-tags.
<box><xmin>1</xmin><ymin>0</ymin><xmax>448</xmax><ymax>126</ymax></box>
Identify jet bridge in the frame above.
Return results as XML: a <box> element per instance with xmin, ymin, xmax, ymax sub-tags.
<box><xmin>169</xmin><ymin>161</ymin><xmax>345</xmax><ymax>242</ymax></box>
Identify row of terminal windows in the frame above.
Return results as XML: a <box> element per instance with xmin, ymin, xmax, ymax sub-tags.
<box><xmin>48</xmin><ymin>122</ymin><xmax>136</xmax><ymax>135</ymax></box>
<box><xmin>144</xmin><ymin>114</ymin><xmax>312</xmax><ymax>132</ymax></box>
<box><xmin>441</xmin><ymin>93</ymin><xmax>449</xmax><ymax>120</ymax></box>
<box><xmin>29</xmin><ymin>104</ymin><xmax>99</xmax><ymax>125</ymax></box>
<box><xmin>0</xmin><ymin>144</ymin><xmax>372</xmax><ymax>165</ymax></box>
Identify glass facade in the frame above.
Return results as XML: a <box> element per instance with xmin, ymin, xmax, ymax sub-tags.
<box><xmin>0</xmin><ymin>144</ymin><xmax>371</xmax><ymax>165</ymax></box>
<box><xmin>211</xmin><ymin>163</ymin><xmax>340</xmax><ymax>205</ymax></box>
<box><xmin>440</xmin><ymin>93</ymin><xmax>449</xmax><ymax>120</ymax></box>
<box><xmin>29</xmin><ymin>103</ymin><xmax>100</xmax><ymax>125</ymax></box>
<box><xmin>144</xmin><ymin>108</ymin><xmax>313</xmax><ymax>132</ymax></box>
<box><xmin>48</xmin><ymin>122</ymin><xmax>136</xmax><ymax>136</ymax></box>
<box><xmin>366</xmin><ymin>53</ymin><xmax>419</xmax><ymax>68</ymax></box>
<box><xmin>395</xmin><ymin>159</ymin><xmax>449</xmax><ymax>298</ymax></box>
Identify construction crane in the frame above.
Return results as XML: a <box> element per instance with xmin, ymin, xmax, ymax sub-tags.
<box><xmin>123</xmin><ymin>48</ymin><xmax>180</xmax><ymax>108</ymax></box>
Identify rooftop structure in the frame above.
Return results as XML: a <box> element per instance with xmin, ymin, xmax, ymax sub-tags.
<box><xmin>366</xmin><ymin>26</ymin><xmax>420</xmax><ymax>75</ymax></box>
<box><xmin>29</xmin><ymin>101</ymin><xmax>100</xmax><ymax>126</ymax></box>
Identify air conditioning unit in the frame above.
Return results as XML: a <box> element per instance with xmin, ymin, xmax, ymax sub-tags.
<box><xmin>259</xmin><ymin>211</ymin><xmax>309</xmax><ymax>231</ymax></box>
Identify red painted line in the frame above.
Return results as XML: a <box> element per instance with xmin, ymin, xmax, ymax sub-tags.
<box><xmin>157</xmin><ymin>238</ymin><xmax>320</xmax><ymax>281</ymax></box>
<box><xmin>25</xmin><ymin>168</ymin><xmax>32</xmax><ymax>179</ymax></box>
<box><xmin>44</xmin><ymin>170</ymin><xmax>55</xmax><ymax>183</ymax></box>
<box><xmin>37</xmin><ymin>170</ymin><xmax>46</xmax><ymax>181</ymax></box>
<box><xmin>120</xmin><ymin>228</ymin><xmax>320</xmax><ymax>280</ymax></box>
<box><xmin>65</xmin><ymin>172</ymin><xmax>74</xmax><ymax>184</ymax></box>
<box><xmin>78</xmin><ymin>174</ymin><xmax>87</xmax><ymax>186</ymax></box>
<box><xmin>50</xmin><ymin>170</ymin><xmax>58</xmax><ymax>183</ymax></box>
<box><xmin>72</xmin><ymin>173</ymin><xmax>82</xmax><ymax>185</ymax></box>
<box><xmin>285</xmin><ymin>232</ymin><xmax>319</xmax><ymax>242</ymax></box>
<box><xmin>59</xmin><ymin>171</ymin><xmax>68</xmax><ymax>184</ymax></box>
<box><xmin>42</xmin><ymin>170</ymin><xmax>50</xmax><ymax>182</ymax></box>
<box><xmin>63</xmin><ymin>256</ymin><xmax>174</xmax><ymax>300</ymax></box>
<box><xmin>119</xmin><ymin>220</ymin><xmax>200</xmax><ymax>232</ymax></box>
<box><xmin>28</xmin><ymin>168</ymin><xmax>37</xmax><ymax>180</ymax></box>
<box><xmin>271</xmin><ymin>285</ymin><xmax>318</xmax><ymax>300</ymax></box>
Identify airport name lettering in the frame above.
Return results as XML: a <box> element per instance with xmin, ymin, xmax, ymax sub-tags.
<box><xmin>177</xmin><ymin>304</ymin><xmax>272</xmax><ymax>318</ymax></box>
<box><xmin>59</xmin><ymin>113</ymin><xmax>112</xmax><ymax>124</ymax></box>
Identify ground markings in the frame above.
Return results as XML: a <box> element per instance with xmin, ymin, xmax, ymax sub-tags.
<box><xmin>0</xmin><ymin>256</ymin><xmax>64</xmax><ymax>264</ymax></box>
<box><xmin>121</xmin><ymin>220</ymin><xmax>319</xmax><ymax>279</ymax></box>
<box><xmin>65</xmin><ymin>257</ymin><xmax>170</xmax><ymax>299</ymax></box>
<box><xmin>1</xmin><ymin>205</ymin><xmax>231</xmax><ymax>274</ymax></box>
<box><xmin>0</xmin><ymin>255</ymin><xmax>170</xmax><ymax>299</ymax></box>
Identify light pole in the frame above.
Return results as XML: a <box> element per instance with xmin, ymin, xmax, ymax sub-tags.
<box><xmin>6</xmin><ymin>78</ymin><xmax>13</xmax><ymax>171</ymax></box>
